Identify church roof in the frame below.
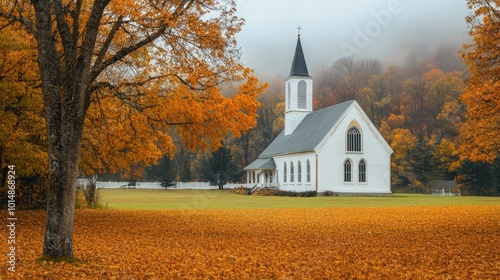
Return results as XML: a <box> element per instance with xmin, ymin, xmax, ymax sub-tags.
<box><xmin>259</xmin><ymin>100</ymin><xmax>355</xmax><ymax>158</ymax></box>
<box><xmin>289</xmin><ymin>36</ymin><xmax>310</xmax><ymax>77</ymax></box>
<box><xmin>243</xmin><ymin>158</ymin><xmax>276</xmax><ymax>170</ymax></box>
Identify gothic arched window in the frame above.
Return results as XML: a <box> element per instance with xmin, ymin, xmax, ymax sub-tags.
<box><xmin>344</xmin><ymin>159</ymin><xmax>352</xmax><ymax>182</ymax></box>
<box><xmin>290</xmin><ymin>161</ymin><xmax>294</xmax><ymax>182</ymax></box>
<box><xmin>359</xmin><ymin>159</ymin><xmax>366</xmax><ymax>183</ymax></box>
<box><xmin>347</xmin><ymin>127</ymin><xmax>362</xmax><ymax>152</ymax></box>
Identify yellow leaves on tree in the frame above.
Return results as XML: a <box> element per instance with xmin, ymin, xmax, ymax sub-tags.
<box><xmin>388</xmin><ymin>128</ymin><xmax>416</xmax><ymax>187</ymax></box>
<box><xmin>1</xmin><ymin>0</ymin><xmax>266</xmax><ymax>178</ymax></box>
<box><xmin>459</xmin><ymin>82</ymin><xmax>500</xmax><ymax>162</ymax></box>
<box><xmin>435</xmin><ymin>138</ymin><xmax>461</xmax><ymax>173</ymax></box>
<box><xmin>0</xmin><ymin>23</ymin><xmax>47</xmax><ymax>178</ymax></box>
<box><xmin>80</xmin><ymin>67</ymin><xmax>265</xmax><ymax>177</ymax></box>
<box><xmin>73</xmin><ymin>0</ymin><xmax>267</xmax><ymax>177</ymax></box>
<box><xmin>460</xmin><ymin>0</ymin><xmax>500</xmax><ymax>162</ymax></box>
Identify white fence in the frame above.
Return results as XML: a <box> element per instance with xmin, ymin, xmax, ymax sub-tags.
<box><xmin>77</xmin><ymin>179</ymin><xmax>243</xmax><ymax>189</ymax></box>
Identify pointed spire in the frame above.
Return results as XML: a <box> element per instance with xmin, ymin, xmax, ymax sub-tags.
<box><xmin>289</xmin><ymin>33</ymin><xmax>309</xmax><ymax>77</ymax></box>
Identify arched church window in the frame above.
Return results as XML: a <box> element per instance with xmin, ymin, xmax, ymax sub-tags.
<box><xmin>347</xmin><ymin>127</ymin><xmax>362</xmax><ymax>152</ymax></box>
<box><xmin>344</xmin><ymin>159</ymin><xmax>352</xmax><ymax>182</ymax></box>
<box><xmin>306</xmin><ymin>160</ymin><xmax>311</xmax><ymax>182</ymax></box>
<box><xmin>359</xmin><ymin>159</ymin><xmax>366</xmax><ymax>183</ymax></box>
<box><xmin>284</xmin><ymin>162</ymin><xmax>287</xmax><ymax>183</ymax></box>
<box><xmin>297</xmin><ymin>80</ymin><xmax>306</xmax><ymax>109</ymax></box>
<box><xmin>298</xmin><ymin>161</ymin><xmax>302</xmax><ymax>183</ymax></box>
<box><xmin>290</xmin><ymin>161</ymin><xmax>294</xmax><ymax>182</ymax></box>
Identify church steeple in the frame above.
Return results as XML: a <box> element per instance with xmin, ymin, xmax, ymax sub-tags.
<box><xmin>284</xmin><ymin>31</ymin><xmax>313</xmax><ymax>136</ymax></box>
<box><xmin>289</xmin><ymin>34</ymin><xmax>310</xmax><ymax>77</ymax></box>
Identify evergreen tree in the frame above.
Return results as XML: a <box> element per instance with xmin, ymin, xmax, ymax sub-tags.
<box><xmin>146</xmin><ymin>155</ymin><xmax>176</xmax><ymax>188</ymax></box>
<box><xmin>458</xmin><ymin>158</ymin><xmax>500</xmax><ymax>196</ymax></box>
<box><xmin>406</xmin><ymin>138</ymin><xmax>438</xmax><ymax>193</ymax></box>
<box><xmin>203</xmin><ymin>145</ymin><xmax>237</xmax><ymax>189</ymax></box>
<box><xmin>181</xmin><ymin>160</ymin><xmax>193</xmax><ymax>182</ymax></box>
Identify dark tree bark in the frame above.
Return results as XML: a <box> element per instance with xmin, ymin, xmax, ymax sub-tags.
<box><xmin>34</xmin><ymin>0</ymin><xmax>72</xmax><ymax>257</ymax></box>
<box><xmin>31</xmin><ymin>0</ymin><xmax>110</xmax><ymax>258</ymax></box>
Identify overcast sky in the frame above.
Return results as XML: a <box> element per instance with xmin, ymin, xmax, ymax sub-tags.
<box><xmin>234</xmin><ymin>0</ymin><xmax>471</xmax><ymax>79</ymax></box>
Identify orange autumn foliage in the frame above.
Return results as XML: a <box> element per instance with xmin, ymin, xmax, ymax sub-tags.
<box><xmin>2</xmin><ymin>206</ymin><xmax>499</xmax><ymax>279</ymax></box>
<box><xmin>460</xmin><ymin>0</ymin><xmax>500</xmax><ymax>162</ymax></box>
<box><xmin>74</xmin><ymin>0</ymin><xmax>267</xmax><ymax>175</ymax></box>
<box><xmin>0</xmin><ymin>23</ymin><xmax>47</xmax><ymax>178</ymax></box>
<box><xmin>0</xmin><ymin>1</ymin><xmax>267</xmax><ymax>177</ymax></box>
<box><xmin>80</xmin><ymin>68</ymin><xmax>265</xmax><ymax>176</ymax></box>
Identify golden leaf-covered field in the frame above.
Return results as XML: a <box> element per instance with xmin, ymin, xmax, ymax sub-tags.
<box><xmin>2</xmin><ymin>206</ymin><xmax>499</xmax><ymax>279</ymax></box>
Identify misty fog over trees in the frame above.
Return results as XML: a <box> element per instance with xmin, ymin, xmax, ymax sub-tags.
<box><xmin>99</xmin><ymin>45</ymin><xmax>496</xmax><ymax>196</ymax></box>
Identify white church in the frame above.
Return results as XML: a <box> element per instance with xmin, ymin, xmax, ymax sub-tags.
<box><xmin>244</xmin><ymin>34</ymin><xmax>393</xmax><ymax>195</ymax></box>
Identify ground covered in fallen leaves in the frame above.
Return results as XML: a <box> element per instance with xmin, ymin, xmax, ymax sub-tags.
<box><xmin>2</xmin><ymin>206</ymin><xmax>499</xmax><ymax>279</ymax></box>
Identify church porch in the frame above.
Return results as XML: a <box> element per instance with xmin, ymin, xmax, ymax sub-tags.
<box><xmin>245</xmin><ymin>169</ymin><xmax>278</xmax><ymax>189</ymax></box>
<box><xmin>243</xmin><ymin>158</ymin><xmax>278</xmax><ymax>189</ymax></box>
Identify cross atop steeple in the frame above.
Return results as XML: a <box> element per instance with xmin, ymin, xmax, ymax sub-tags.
<box><xmin>297</xmin><ymin>25</ymin><xmax>302</xmax><ymax>36</ymax></box>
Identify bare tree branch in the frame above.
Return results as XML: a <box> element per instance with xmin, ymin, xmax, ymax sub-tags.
<box><xmin>89</xmin><ymin>0</ymin><xmax>196</xmax><ymax>85</ymax></box>
<box><xmin>93</xmin><ymin>15</ymin><xmax>124</xmax><ymax>69</ymax></box>
<box><xmin>0</xmin><ymin>1</ymin><xmax>36</xmax><ymax>35</ymax></box>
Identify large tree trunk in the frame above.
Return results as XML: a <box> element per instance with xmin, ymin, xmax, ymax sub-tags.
<box><xmin>33</xmin><ymin>0</ymin><xmax>88</xmax><ymax>258</ymax></box>
<box><xmin>32</xmin><ymin>0</ymin><xmax>110</xmax><ymax>258</ymax></box>
<box><xmin>43</xmin><ymin>134</ymin><xmax>82</xmax><ymax>258</ymax></box>
<box><xmin>42</xmin><ymin>101</ymin><xmax>85</xmax><ymax>257</ymax></box>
